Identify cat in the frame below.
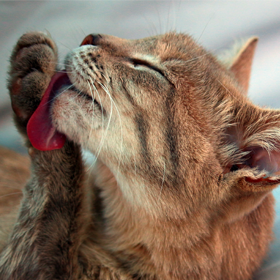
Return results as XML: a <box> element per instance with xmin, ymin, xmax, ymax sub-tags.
<box><xmin>0</xmin><ymin>30</ymin><xmax>280</xmax><ymax>280</ymax></box>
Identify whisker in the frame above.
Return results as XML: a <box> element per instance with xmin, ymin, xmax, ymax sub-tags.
<box><xmin>97</xmin><ymin>82</ymin><xmax>124</xmax><ymax>178</ymax></box>
<box><xmin>89</xmin><ymin>78</ymin><xmax>107</xmax><ymax>166</ymax></box>
<box><xmin>56</xmin><ymin>40</ymin><xmax>73</xmax><ymax>51</ymax></box>
<box><xmin>95</xmin><ymin>82</ymin><xmax>113</xmax><ymax>161</ymax></box>
<box><xmin>91</xmin><ymin>80</ymin><xmax>105</xmax><ymax>130</ymax></box>
<box><xmin>0</xmin><ymin>192</ymin><xmax>22</xmax><ymax>199</ymax></box>
<box><xmin>197</xmin><ymin>13</ymin><xmax>215</xmax><ymax>43</ymax></box>
<box><xmin>87</xmin><ymin>80</ymin><xmax>96</xmax><ymax>137</ymax></box>
<box><xmin>156</xmin><ymin>2</ymin><xmax>162</xmax><ymax>35</ymax></box>
<box><xmin>77</xmin><ymin>26</ymin><xmax>87</xmax><ymax>37</ymax></box>
<box><xmin>85</xmin><ymin>79</ymin><xmax>98</xmax><ymax>171</ymax></box>
<box><xmin>142</xmin><ymin>14</ymin><xmax>158</xmax><ymax>36</ymax></box>
<box><xmin>84</xmin><ymin>79</ymin><xmax>110</xmax><ymax>170</ymax></box>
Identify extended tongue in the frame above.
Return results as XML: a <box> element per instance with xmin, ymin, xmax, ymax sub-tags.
<box><xmin>27</xmin><ymin>72</ymin><xmax>70</xmax><ymax>151</ymax></box>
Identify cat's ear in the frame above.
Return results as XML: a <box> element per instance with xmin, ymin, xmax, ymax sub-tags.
<box><xmin>221</xmin><ymin>106</ymin><xmax>280</xmax><ymax>222</ymax></box>
<box><xmin>219</xmin><ymin>37</ymin><xmax>258</xmax><ymax>93</ymax></box>
<box><xmin>224</xmin><ymin>105</ymin><xmax>280</xmax><ymax>193</ymax></box>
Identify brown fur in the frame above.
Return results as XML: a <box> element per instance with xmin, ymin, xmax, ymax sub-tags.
<box><xmin>0</xmin><ymin>31</ymin><xmax>280</xmax><ymax>279</ymax></box>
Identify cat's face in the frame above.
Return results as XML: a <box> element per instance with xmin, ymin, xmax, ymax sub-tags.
<box><xmin>51</xmin><ymin>32</ymin><xmax>280</xmax><ymax>218</ymax></box>
<box><xmin>59</xmin><ymin>34</ymin><xmax>173</xmax><ymax>162</ymax></box>
<box><xmin>52</xmin><ymin>34</ymin><xmax>222</xmax><ymax>165</ymax></box>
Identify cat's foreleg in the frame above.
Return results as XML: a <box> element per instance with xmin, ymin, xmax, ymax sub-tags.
<box><xmin>0</xmin><ymin>32</ymin><xmax>88</xmax><ymax>279</ymax></box>
<box><xmin>0</xmin><ymin>143</ymin><xmax>88</xmax><ymax>280</ymax></box>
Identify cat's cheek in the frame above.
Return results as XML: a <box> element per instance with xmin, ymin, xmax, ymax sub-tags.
<box><xmin>51</xmin><ymin>92</ymin><xmax>90</xmax><ymax>146</ymax></box>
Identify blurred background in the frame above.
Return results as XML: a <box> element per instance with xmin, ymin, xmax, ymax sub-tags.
<box><xmin>0</xmin><ymin>1</ymin><xmax>280</xmax><ymax>279</ymax></box>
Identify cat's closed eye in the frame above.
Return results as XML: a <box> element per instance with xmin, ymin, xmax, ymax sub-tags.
<box><xmin>128</xmin><ymin>58</ymin><xmax>165</xmax><ymax>76</ymax></box>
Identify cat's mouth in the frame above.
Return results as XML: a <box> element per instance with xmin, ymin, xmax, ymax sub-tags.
<box><xmin>71</xmin><ymin>85</ymin><xmax>103</xmax><ymax>111</ymax></box>
<box><xmin>27</xmin><ymin>71</ymin><xmax>100</xmax><ymax>151</ymax></box>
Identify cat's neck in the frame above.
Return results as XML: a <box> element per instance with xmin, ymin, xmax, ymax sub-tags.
<box><xmin>90</xmin><ymin>160</ymin><xmax>213</xmax><ymax>248</ymax></box>
<box><xmin>87</xmin><ymin>160</ymin><xmax>216</xmax><ymax>278</ymax></box>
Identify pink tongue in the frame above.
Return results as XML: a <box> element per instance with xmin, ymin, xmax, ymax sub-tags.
<box><xmin>27</xmin><ymin>72</ymin><xmax>70</xmax><ymax>151</ymax></box>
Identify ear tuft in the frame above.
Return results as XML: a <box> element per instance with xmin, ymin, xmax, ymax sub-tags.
<box><xmin>218</xmin><ymin>37</ymin><xmax>258</xmax><ymax>93</ymax></box>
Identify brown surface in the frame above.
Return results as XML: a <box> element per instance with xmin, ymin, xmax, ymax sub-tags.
<box><xmin>0</xmin><ymin>146</ymin><xmax>30</xmax><ymax>215</ymax></box>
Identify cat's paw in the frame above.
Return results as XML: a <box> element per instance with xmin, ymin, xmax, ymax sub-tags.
<box><xmin>8</xmin><ymin>32</ymin><xmax>58</xmax><ymax>133</ymax></box>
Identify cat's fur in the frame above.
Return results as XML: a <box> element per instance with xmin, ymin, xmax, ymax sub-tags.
<box><xmin>0</xmin><ymin>31</ymin><xmax>280</xmax><ymax>279</ymax></box>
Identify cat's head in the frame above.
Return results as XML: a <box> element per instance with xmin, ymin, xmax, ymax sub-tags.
<box><xmin>51</xmin><ymin>32</ymin><xmax>280</xmax><ymax>221</ymax></box>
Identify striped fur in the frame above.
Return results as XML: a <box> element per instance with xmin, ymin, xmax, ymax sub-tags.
<box><xmin>0</xmin><ymin>31</ymin><xmax>280</xmax><ymax>279</ymax></box>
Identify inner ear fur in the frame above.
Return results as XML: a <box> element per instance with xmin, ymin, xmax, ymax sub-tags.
<box><xmin>223</xmin><ymin>104</ymin><xmax>280</xmax><ymax>193</ymax></box>
<box><xmin>218</xmin><ymin>37</ymin><xmax>258</xmax><ymax>93</ymax></box>
<box><xmin>220</xmin><ymin>109</ymin><xmax>280</xmax><ymax>223</ymax></box>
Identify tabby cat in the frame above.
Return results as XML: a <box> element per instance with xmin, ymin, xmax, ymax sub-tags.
<box><xmin>0</xmin><ymin>31</ymin><xmax>280</xmax><ymax>280</ymax></box>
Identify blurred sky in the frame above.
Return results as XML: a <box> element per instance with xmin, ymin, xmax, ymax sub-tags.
<box><xmin>1</xmin><ymin>1</ymin><xmax>280</xmax><ymax>279</ymax></box>
<box><xmin>1</xmin><ymin>1</ymin><xmax>280</xmax><ymax>152</ymax></box>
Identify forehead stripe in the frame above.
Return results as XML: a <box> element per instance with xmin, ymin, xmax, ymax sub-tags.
<box><xmin>165</xmin><ymin>89</ymin><xmax>179</xmax><ymax>184</ymax></box>
<box><xmin>135</xmin><ymin>112</ymin><xmax>151</xmax><ymax>166</ymax></box>
<box><xmin>121</xmin><ymin>81</ymin><xmax>137</xmax><ymax>106</ymax></box>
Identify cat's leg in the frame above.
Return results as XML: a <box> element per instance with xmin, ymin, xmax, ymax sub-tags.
<box><xmin>0</xmin><ymin>32</ymin><xmax>89</xmax><ymax>280</ymax></box>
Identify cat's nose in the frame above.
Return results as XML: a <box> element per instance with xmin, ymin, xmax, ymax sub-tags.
<box><xmin>80</xmin><ymin>34</ymin><xmax>102</xmax><ymax>46</ymax></box>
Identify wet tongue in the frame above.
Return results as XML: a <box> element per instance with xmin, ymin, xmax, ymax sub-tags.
<box><xmin>27</xmin><ymin>72</ymin><xmax>70</xmax><ymax>151</ymax></box>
